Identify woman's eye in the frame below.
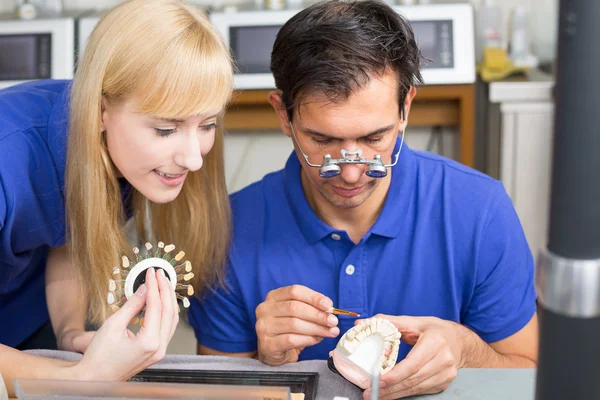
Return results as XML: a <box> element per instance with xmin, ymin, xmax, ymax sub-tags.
<box><xmin>201</xmin><ymin>123</ymin><xmax>218</xmax><ymax>132</ymax></box>
<box><xmin>155</xmin><ymin>128</ymin><xmax>176</xmax><ymax>137</ymax></box>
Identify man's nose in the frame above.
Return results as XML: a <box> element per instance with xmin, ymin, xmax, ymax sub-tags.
<box><xmin>338</xmin><ymin>162</ymin><xmax>366</xmax><ymax>184</ymax></box>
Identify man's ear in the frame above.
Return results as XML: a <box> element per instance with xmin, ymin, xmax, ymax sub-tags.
<box><xmin>268</xmin><ymin>91</ymin><xmax>293</xmax><ymax>138</ymax></box>
<box><xmin>402</xmin><ymin>86</ymin><xmax>417</xmax><ymax>128</ymax></box>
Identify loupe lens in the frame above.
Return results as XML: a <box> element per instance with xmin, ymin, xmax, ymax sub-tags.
<box><xmin>366</xmin><ymin>167</ymin><xmax>387</xmax><ymax>178</ymax></box>
<box><xmin>321</xmin><ymin>169</ymin><xmax>340</xmax><ymax>178</ymax></box>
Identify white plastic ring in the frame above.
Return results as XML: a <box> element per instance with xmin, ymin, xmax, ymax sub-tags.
<box><xmin>124</xmin><ymin>257</ymin><xmax>177</xmax><ymax>299</ymax></box>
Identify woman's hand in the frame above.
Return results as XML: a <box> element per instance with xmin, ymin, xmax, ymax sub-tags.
<box><xmin>58</xmin><ymin>329</ymin><xmax>96</xmax><ymax>354</ymax></box>
<box><xmin>72</xmin><ymin>267</ymin><xmax>179</xmax><ymax>381</ymax></box>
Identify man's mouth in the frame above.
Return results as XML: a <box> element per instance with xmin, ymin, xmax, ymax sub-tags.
<box><xmin>333</xmin><ymin>185</ymin><xmax>363</xmax><ymax>197</ymax></box>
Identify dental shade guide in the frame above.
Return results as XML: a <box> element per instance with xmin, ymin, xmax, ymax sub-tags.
<box><xmin>107</xmin><ymin>241</ymin><xmax>195</xmax><ymax>326</ymax></box>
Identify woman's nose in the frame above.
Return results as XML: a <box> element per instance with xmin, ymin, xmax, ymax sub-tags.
<box><xmin>174</xmin><ymin>134</ymin><xmax>203</xmax><ymax>171</ymax></box>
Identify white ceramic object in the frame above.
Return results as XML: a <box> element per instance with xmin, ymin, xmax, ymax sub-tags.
<box><xmin>124</xmin><ymin>257</ymin><xmax>177</xmax><ymax>299</ymax></box>
<box><xmin>330</xmin><ymin>318</ymin><xmax>401</xmax><ymax>389</ymax></box>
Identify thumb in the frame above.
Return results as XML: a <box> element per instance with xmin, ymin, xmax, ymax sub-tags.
<box><xmin>109</xmin><ymin>284</ymin><xmax>147</xmax><ymax>327</ymax></box>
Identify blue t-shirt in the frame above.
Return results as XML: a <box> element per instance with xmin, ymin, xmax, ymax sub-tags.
<box><xmin>0</xmin><ymin>80</ymin><xmax>131</xmax><ymax>347</ymax></box>
<box><xmin>189</xmin><ymin>142</ymin><xmax>537</xmax><ymax>362</ymax></box>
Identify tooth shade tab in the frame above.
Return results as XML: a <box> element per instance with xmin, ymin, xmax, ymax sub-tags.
<box><xmin>174</xmin><ymin>251</ymin><xmax>185</xmax><ymax>261</ymax></box>
<box><xmin>175</xmin><ymin>260</ymin><xmax>192</xmax><ymax>273</ymax></box>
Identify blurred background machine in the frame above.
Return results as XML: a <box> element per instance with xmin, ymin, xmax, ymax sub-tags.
<box><xmin>0</xmin><ymin>11</ymin><xmax>74</xmax><ymax>90</ymax></box>
<box><xmin>534</xmin><ymin>0</ymin><xmax>600</xmax><ymax>398</ymax></box>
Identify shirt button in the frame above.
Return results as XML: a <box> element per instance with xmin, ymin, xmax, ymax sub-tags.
<box><xmin>345</xmin><ymin>264</ymin><xmax>355</xmax><ymax>275</ymax></box>
<box><xmin>331</xmin><ymin>233</ymin><xmax>341</xmax><ymax>241</ymax></box>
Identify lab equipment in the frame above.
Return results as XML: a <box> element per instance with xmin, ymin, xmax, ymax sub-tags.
<box><xmin>534</xmin><ymin>0</ymin><xmax>600</xmax><ymax>398</ymax></box>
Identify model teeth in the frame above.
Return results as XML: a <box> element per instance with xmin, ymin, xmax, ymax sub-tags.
<box><xmin>334</xmin><ymin>317</ymin><xmax>401</xmax><ymax>375</ymax></box>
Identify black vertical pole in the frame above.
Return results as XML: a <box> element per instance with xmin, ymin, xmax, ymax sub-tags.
<box><xmin>535</xmin><ymin>0</ymin><xmax>600</xmax><ymax>399</ymax></box>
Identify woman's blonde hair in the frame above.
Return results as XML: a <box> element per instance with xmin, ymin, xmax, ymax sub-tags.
<box><xmin>66</xmin><ymin>0</ymin><xmax>233</xmax><ymax>324</ymax></box>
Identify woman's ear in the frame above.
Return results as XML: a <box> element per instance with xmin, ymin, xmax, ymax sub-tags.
<box><xmin>100</xmin><ymin>96</ymin><xmax>108</xmax><ymax>132</ymax></box>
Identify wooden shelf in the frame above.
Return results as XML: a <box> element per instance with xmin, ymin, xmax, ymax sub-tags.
<box><xmin>224</xmin><ymin>84</ymin><xmax>475</xmax><ymax>167</ymax></box>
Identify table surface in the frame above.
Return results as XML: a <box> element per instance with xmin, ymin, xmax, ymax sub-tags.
<box><xmin>19</xmin><ymin>351</ymin><xmax>536</xmax><ymax>400</ymax></box>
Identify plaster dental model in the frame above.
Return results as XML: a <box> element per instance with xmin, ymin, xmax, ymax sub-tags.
<box><xmin>107</xmin><ymin>241</ymin><xmax>194</xmax><ymax>324</ymax></box>
<box><xmin>329</xmin><ymin>318</ymin><xmax>401</xmax><ymax>389</ymax></box>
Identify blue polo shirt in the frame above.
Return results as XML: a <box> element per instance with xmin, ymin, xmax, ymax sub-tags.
<box><xmin>0</xmin><ymin>80</ymin><xmax>72</xmax><ymax>347</ymax></box>
<box><xmin>189</xmin><ymin>142</ymin><xmax>537</xmax><ymax>362</ymax></box>
<box><xmin>0</xmin><ymin>80</ymin><xmax>132</xmax><ymax>348</ymax></box>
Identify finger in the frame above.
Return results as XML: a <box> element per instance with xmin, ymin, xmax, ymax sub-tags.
<box><xmin>169</xmin><ymin>274</ymin><xmax>180</xmax><ymax>340</ymax></box>
<box><xmin>263</xmin><ymin>333</ymin><xmax>324</xmax><ymax>355</ymax></box>
<box><xmin>139</xmin><ymin>268</ymin><xmax>161</xmax><ymax>335</ymax></box>
<box><xmin>380</xmin><ymin>351</ymin><xmax>449</xmax><ymax>395</ymax></box>
<box><xmin>262</xmin><ymin>317</ymin><xmax>340</xmax><ymax>338</ymax></box>
<box><xmin>157</xmin><ymin>269</ymin><xmax>175</xmax><ymax>351</ymax></box>
<box><xmin>377</xmin><ymin>368</ymin><xmax>456</xmax><ymax>399</ymax></box>
<box><xmin>372</xmin><ymin>314</ymin><xmax>425</xmax><ymax>335</ymax></box>
<box><xmin>267</xmin><ymin>300</ymin><xmax>338</xmax><ymax>327</ymax></box>
<box><xmin>266</xmin><ymin>285</ymin><xmax>333</xmax><ymax>312</ymax></box>
<box><xmin>381</xmin><ymin>337</ymin><xmax>438</xmax><ymax>387</ymax></box>
<box><xmin>108</xmin><ymin>280</ymin><xmax>148</xmax><ymax>328</ymax></box>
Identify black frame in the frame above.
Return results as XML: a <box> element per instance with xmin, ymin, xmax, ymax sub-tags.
<box><xmin>131</xmin><ymin>369</ymin><xmax>319</xmax><ymax>400</ymax></box>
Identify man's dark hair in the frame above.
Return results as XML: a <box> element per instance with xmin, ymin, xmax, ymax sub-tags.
<box><xmin>270</xmin><ymin>0</ymin><xmax>425</xmax><ymax>121</ymax></box>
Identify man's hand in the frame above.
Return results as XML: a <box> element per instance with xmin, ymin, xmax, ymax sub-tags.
<box><xmin>58</xmin><ymin>329</ymin><xmax>96</xmax><ymax>354</ymax></box>
<box><xmin>362</xmin><ymin>315</ymin><xmax>465</xmax><ymax>400</ymax></box>
<box><xmin>255</xmin><ymin>285</ymin><xmax>340</xmax><ymax>366</ymax></box>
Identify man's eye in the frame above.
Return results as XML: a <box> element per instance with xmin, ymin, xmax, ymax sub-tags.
<box><xmin>312</xmin><ymin>138</ymin><xmax>333</xmax><ymax>146</ymax></box>
<box><xmin>364</xmin><ymin>137</ymin><xmax>383</xmax><ymax>144</ymax></box>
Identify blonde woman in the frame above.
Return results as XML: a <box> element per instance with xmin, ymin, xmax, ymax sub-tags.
<box><xmin>0</xmin><ymin>0</ymin><xmax>232</xmax><ymax>396</ymax></box>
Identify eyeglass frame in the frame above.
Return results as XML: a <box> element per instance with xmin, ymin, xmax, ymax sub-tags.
<box><xmin>287</xmin><ymin>103</ymin><xmax>407</xmax><ymax>178</ymax></box>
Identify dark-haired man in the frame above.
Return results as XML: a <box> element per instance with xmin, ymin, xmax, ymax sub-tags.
<box><xmin>189</xmin><ymin>1</ymin><xmax>538</xmax><ymax>398</ymax></box>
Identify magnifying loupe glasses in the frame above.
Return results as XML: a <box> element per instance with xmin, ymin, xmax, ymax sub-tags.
<box><xmin>289</xmin><ymin>123</ymin><xmax>406</xmax><ymax>179</ymax></box>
